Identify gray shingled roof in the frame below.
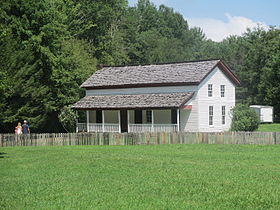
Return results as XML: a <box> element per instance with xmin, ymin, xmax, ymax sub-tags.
<box><xmin>81</xmin><ymin>60</ymin><xmax>221</xmax><ymax>88</ymax></box>
<box><xmin>72</xmin><ymin>92</ymin><xmax>194</xmax><ymax>110</ymax></box>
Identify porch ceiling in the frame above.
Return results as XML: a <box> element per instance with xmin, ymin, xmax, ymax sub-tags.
<box><xmin>72</xmin><ymin>92</ymin><xmax>194</xmax><ymax>110</ymax></box>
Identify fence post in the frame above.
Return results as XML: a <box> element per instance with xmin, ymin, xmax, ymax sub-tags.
<box><xmin>0</xmin><ymin>134</ymin><xmax>3</xmax><ymax>147</ymax></box>
<box><xmin>274</xmin><ymin>132</ymin><xmax>277</xmax><ymax>144</ymax></box>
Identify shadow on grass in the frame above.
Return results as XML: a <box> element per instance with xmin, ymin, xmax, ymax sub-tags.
<box><xmin>0</xmin><ymin>152</ymin><xmax>7</xmax><ymax>158</ymax></box>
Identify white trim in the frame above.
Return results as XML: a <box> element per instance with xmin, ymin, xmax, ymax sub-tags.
<box><xmin>118</xmin><ymin>110</ymin><xmax>121</xmax><ymax>133</ymax></box>
<box><xmin>177</xmin><ymin>109</ymin><xmax>180</xmax><ymax>132</ymax></box>
<box><xmin>76</xmin><ymin>110</ymin><xmax>78</xmax><ymax>133</ymax></box>
<box><xmin>102</xmin><ymin>110</ymin><xmax>105</xmax><ymax>132</ymax></box>
<box><xmin>127</xmin><ymin>110</ymin><xmax>130</xmax><ymax>133</ymax></box>
<box><xmin>86</xmin><ymin>111</ymin><xmax>89</xmax><ymax>132</ymax></box>
<box><xmin>151</xmin><ymin>110</ymin><xmax>154</xmax><ymax>132</ymax></box>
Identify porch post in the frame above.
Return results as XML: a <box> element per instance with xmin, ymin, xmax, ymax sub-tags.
<box><xmin>86</xmin><ymin>110</ymin><xmax>89</xmax><ymax>132</ymax></box>
<box><xmin>127</xmin><ymin>110</ymin><xmax>130</xmax><ymax>133</ymax></box>
<box><xmin>102</xmin><ymin>110</ymin><xmax>105</xmax><ymax>132</ymax></box>
<box><xmin>177</xmin><ymin>109</ymin><xmax>180</xmax><ymax>132</ymax></box>
<box><xmin>118</xmin><ymin>110</ymin><xmax>121</xmax><ymax>133</ymax></box>
<box><xmin>151</xmin><ymin>110</ymin><xmax>154</xmax><ymax>132</ymax></box>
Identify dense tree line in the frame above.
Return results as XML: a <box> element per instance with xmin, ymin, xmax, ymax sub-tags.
<box><xmin>0</xmin><ymin>0</ymin><xmax>279</xmax><ymax>132</ymax></box>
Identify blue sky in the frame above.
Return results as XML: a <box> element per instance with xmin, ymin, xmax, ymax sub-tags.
<box><xmin>128</xmin><ymin>0</ymin><xmax>279</xmax><ymax>41</ymax></box>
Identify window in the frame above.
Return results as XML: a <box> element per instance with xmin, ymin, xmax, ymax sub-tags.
<box><xmin>209</xmin><ymin>106</ymin><xmax>213</xmax><ymax>126</ymax></box>
<box><xmin>146</xmin><ymin>110</ymin><xmax>152</xmax><ymax>123</ymax></box>
<box><xmin>208</xmin><ymin>84</ymin><xmax>213</xmax><ymax>97</ymax></box>
<box><xmin>96</xmin><ymin>110</ymin><xmax>102</xmax><ymax>123</ymax></box>
<box><xmin>222</xmin><ymin>106</ymin><xmax>226</xmax><ymax>125</ymax></box>
<box><xmin>221</xmin><ymin>85</ymin><xmax>225</xmax><ymax>97</ymax></box>
<box><xmin>171</xmin><ymin>109</ymin><xmax>177</xmax><ymax>124</ymax></box>
<box><xmin>134</xmin><ymin>110</ymin><xmax>143</xmax><ymax>124</ymax></box>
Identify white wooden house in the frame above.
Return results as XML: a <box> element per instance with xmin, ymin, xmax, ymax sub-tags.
<box><xmin>73</xmin><ymin>59</ymin><xmax>240</xmax><ymax>133</ymax></box>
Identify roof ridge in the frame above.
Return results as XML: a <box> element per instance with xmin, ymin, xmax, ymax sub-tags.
<box><xmin>102</xmin><ymin>58</ymin><xmax>221</xmax><ymax>68</ymax></box>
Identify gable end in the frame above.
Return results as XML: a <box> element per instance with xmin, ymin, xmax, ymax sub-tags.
<box><xmin>199</xmin><ymin>60</ymin><xmax>240</xmax><ymax>86</ymax></box>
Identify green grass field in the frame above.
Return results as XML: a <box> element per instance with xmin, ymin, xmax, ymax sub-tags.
<box><xmin>258</xmin><ymin>123</ymin><xmax>280</xmax><ymax>132</ymax></box>
<box><xmin>1</xmin><ymin>145</ymin><xmax>280</xmax><ymax>209</ymax></box>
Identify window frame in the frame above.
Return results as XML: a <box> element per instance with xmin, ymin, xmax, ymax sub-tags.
<box><xmin>222</xmin><ymin>106</ymin><xmax>226</xmax><ymax>125</ymax></box>
<box><xmin>208</xmin><ymin>84</ymin><xmax>213</xmax><ymax>97</ymax></box>
<box><xmin>146</xmin><ymin>110</ymin><xmax>152</xmax><ymax>124</ymax></box>
<box><xmin>209</xmin><ymin>106</ymin><xmax>213</xmax><ymax>126</ymax></box>
<box><xmin>221</xmin><ymin>85</ymin><xmax>225</xmax><ymax>97</ymax></box>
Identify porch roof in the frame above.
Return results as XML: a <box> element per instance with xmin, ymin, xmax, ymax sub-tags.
<box><xmin>72</xmin><ymin>92</ymin><xmax>194</xmax><ymax>110</ymax></box>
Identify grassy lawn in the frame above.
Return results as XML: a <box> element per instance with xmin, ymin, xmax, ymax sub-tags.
<box><xmin>258</xmin><ymin>123</ymin><xmax>280</xmax><ymax>132</ymax></box>
<box><xmin>1</xmin><ymin>145</ymin><xmax>280</xmax><ymax>209</ymax></box>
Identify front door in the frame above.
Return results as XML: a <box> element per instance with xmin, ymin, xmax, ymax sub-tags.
<box><xmin>120</xmin><ymin>110</ymin><xmax>128</xmax><ymax>133</ymax></box>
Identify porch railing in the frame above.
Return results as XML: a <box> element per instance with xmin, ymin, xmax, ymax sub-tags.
<box><xmin>89</xmin><ymin>123</ymin><xmax>103</xmax><ymax>132</ymax></box>
<box><xmin>154</xmin><ymin>124</ymin><xmax>178</xmax><ymax>132</ymax></box>
<box><xmin>77</xmin><ymin>123</ymin><xmax>119</xmax><ymax>132</ymax></box>
<box><xmin>103</xmin><ymin>124</ymin><xmax>119</xmax><ymax>132</ymax></box>
<box><xmin>129</xmin><ymin>124</ymin><xmax>178</xmax><ymax>133</ymax></box>
<box><xmin>77</xmin><ymin>123</ymin><xmax>87</xmax><ymax>132</ymax></box>
<box><xmin>78</xmin><ymin>123</ymin><xmax>177</xmax><ymax>133</ymax></box>
<box><xmin>129</xmin><ymin>124</ymin><xmax>153</xmax><ymax>132</ymax></box>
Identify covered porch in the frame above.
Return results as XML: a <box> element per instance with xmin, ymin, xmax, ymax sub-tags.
<box><xmin>73</xmin><ymin>92</ymin><xmax>194</xmax><ymax>133</ymax></box>
<box><xmin>77</xmin><ymin>109</ymin><xmax>180</xmax><ymax>133</ymax></box>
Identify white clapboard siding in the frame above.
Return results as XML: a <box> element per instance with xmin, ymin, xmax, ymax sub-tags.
<box><xmin>86</xmin><ymin>85</ymin><xmax>197</xmax><ymax>96</ymax></box>
<box><xmin>197</xmin><ymin>67</ymin><xmax>235</xmax><ymax>132</ymax></box>
<box><xmin>180</xmin><ymin>94</ymin><xmax>199</xmax><ymax>132</ymax></box>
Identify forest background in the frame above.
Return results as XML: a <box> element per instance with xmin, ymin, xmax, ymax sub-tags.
<box><xmin>0</xmin><ymin>0</ymin><xmax>279</xmax><ymax>133</ymax></box>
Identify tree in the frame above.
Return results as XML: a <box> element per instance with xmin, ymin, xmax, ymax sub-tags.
<box><xmin>256</xmin><ymin>28</ymin><xmax>280</xmax><ymax>121</ymax></box>
<box><xmin>225</xmin><ymin>27</ymin><xmax>280</xmax><ymax>121</ymax></box>
<box><xmin>0</xmin><ymin>0</ymin><xmax>96</xmax><ymax>132</ymax></box>
<box><xmin>122</xmin><ymin>0</ymin><xmax>202</xmax><ymax>65</ymax></box>
<box><xmin>70</xmin><ymin>0</ymin><xmax>129</xmax><ymax>65</ymax></box>
<box><xmin>231</xmin><ymin>104</ymin><xmax>259</xmax><ymax>131</ymax></box>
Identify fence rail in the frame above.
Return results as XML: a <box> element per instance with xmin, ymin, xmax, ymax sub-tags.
<box><xmin>1</xmin><ymin>132</ymin><xmax>280</xmax><ymax>147</ymax></box>
<box><xmin>129</xmin><ymin>124</ymin><xmax>178</xmax><ymax>133</ymax></box>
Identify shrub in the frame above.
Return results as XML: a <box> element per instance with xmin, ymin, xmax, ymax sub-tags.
<box><xmin>58</xmin><ymin>106</ymin><xmax>77</xmax><ymax>133</ymax></box>
<box><xmin>231</xmin><ymin>104</ymin><xmax>260</xmax><ymax>131</ymax></box>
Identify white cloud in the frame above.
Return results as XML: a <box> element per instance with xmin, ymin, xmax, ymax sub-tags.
<box><xmin>128</xmin><ymin>0</ymin><xmax>167</xmax><ymax>6</ymax></box>
<box><xmin>152</xmin><ymin>0</ymin><xmax>167</xmax><ymax>5</ymax></box>
<box><xmin>187</xmin><ymin>13</ymin><xmax>268</xmax><ymax>42</ymax></box>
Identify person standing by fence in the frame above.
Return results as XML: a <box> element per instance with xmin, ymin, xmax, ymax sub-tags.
<box><xmin>22</xmin><ymin>120</ymin><xmax>30</xmax><ymax>134</ymax></box>
<box><xmin>15</xmin><ymin>122</ymin><xmax>22</xmax><ymax>134</ymax></box>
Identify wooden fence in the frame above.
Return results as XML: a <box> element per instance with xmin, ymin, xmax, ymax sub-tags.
<box><xmin>1</xmin><ymin>132</ymin><xmax>280</xmax><ymax>147</ymax></box>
